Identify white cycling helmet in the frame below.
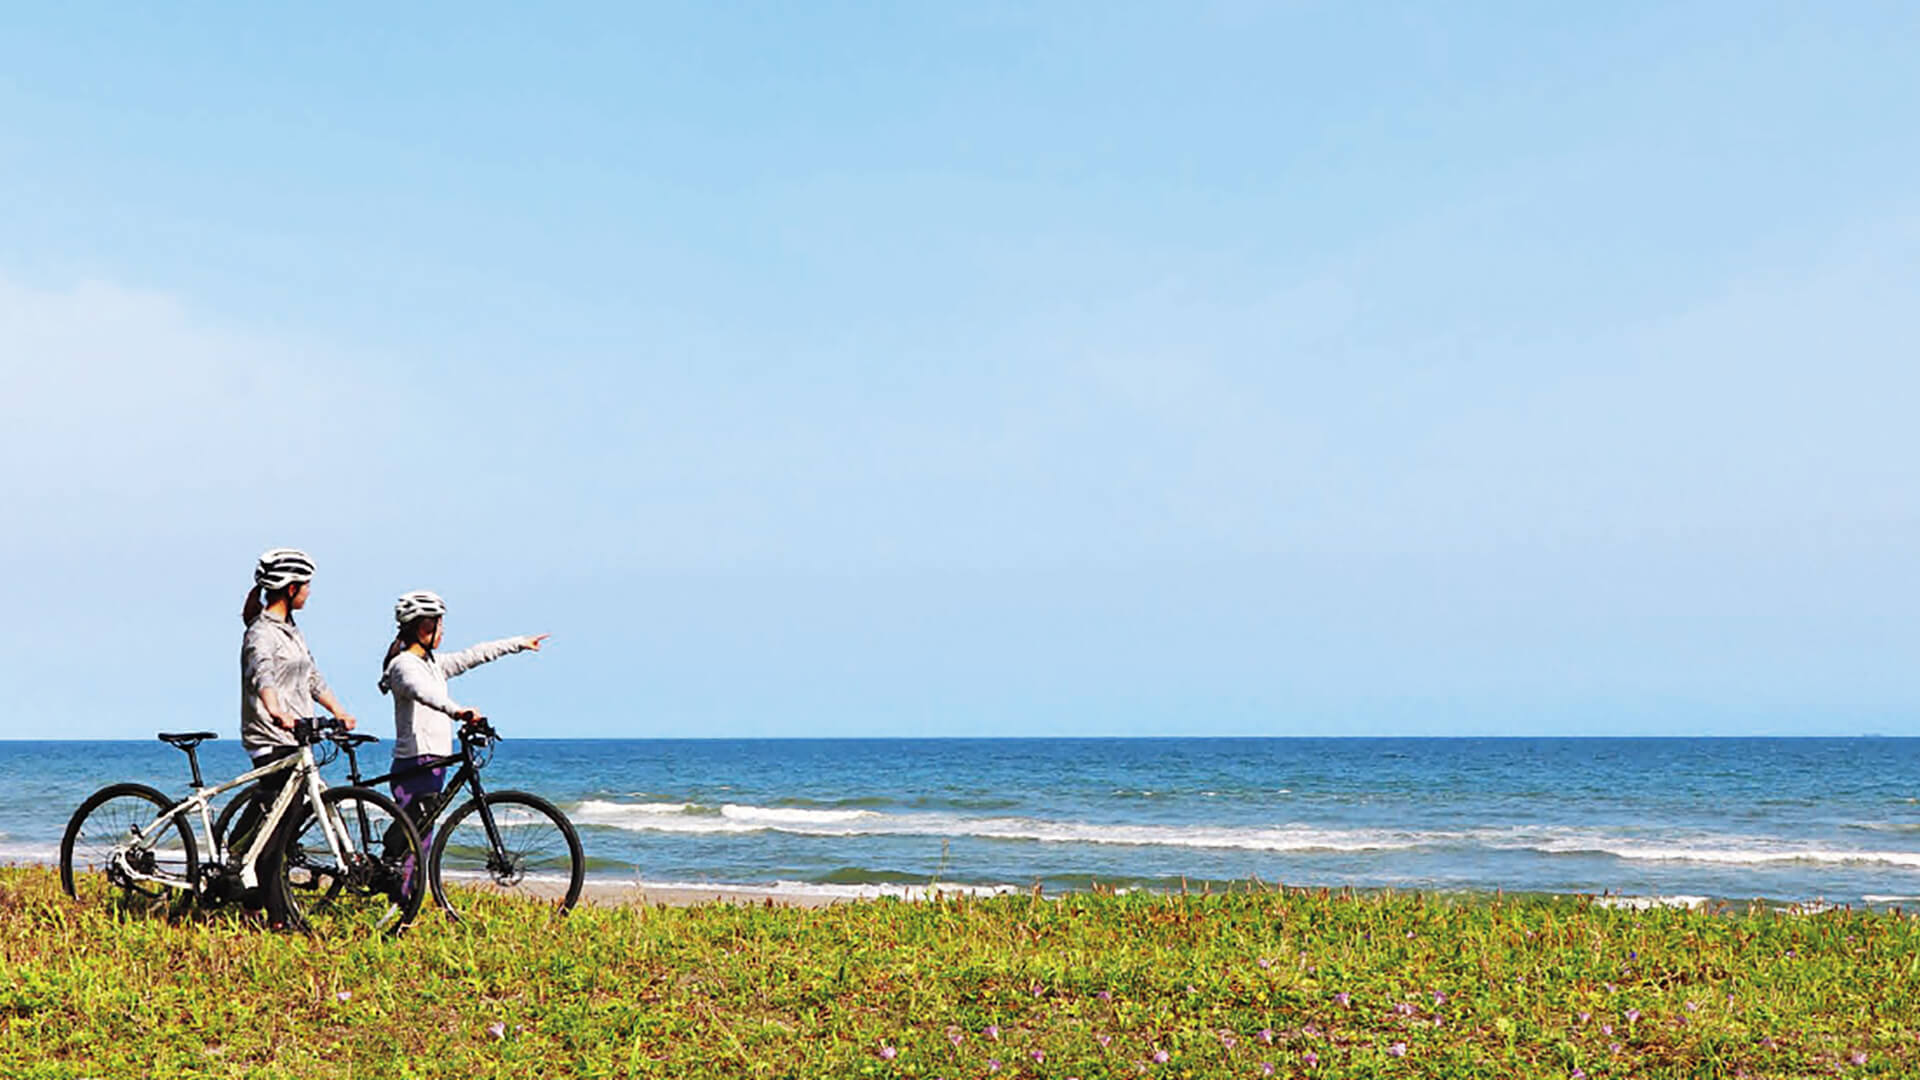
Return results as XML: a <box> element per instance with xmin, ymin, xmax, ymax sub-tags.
<box><xmin>254</xmin><ymin>548</ymin><xmax>316</xmax><ymax>592</ymax></box>
<box><xmin>394</xmin><ymin>589</ymin><xmax>447</xmax><ymax>625</ymax></box>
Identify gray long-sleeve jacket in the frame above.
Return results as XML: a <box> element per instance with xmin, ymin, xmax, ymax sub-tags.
<box><xmin>382</xmin><ymin>637</ymin><xmax>533</xmax><ymax>758</ymax></box>
<box><xmin>239</xmin><ymin>611</ymin><xmax>334</xmax><ymax>758</ymax></box>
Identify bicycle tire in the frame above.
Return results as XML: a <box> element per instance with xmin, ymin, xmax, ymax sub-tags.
<box><xmin>428</xmin><ymin>790</ymin><xmax>585</xmax><ymax>917</ymax></box>
<box><xmin>59</xmin><ymin>783</ymin><xmax>198</xmax><ymax>916</ymax></box>
<box><xmin>265</xmin><ymin>786</ymin><xmax>423</xmax><ymax>936</ymax></box>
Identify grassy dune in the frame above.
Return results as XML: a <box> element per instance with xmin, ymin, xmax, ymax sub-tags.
<box><xmin>1</xmin><ymin>866</ymin><xmax>1913</xmax><ymax>1078</ymax></box>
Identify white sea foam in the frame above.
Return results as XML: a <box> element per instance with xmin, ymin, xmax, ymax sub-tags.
<box><xmin>1574</xmin><ymin>844</ymin><xmax>1920</xmax><ymax>869</ymax></box>
<box><xmin>572</xmin><ymin>800</ymin><xmax>759</xmax><ymax>834</ymax></box>
<box><xmin>720</xmin><ymin>804</ymin><xmax>878</xmax><ymax>826</ymax></box>
<box><xmin>565</xmin><ymin>800</ymin><xmax>1920</xmax><ymax>870</ymax></box>
<box><xmin>569</xmin><ymin>799</ymin><xmax>1447</xmax><ymax>852</ymax></box>
<box><xmin>0</xmin><ymin>843</ymin><xmax>60</xmax><ymax>864</ymax></box>
<box><xmin>615</xmin><ymin>878</ymin><xmax>1021</xmax><ymax>902</ymax></box>
<box><xmin>1592</xmin><ymin>895</ymin><xmax>1708</xmax><ymax>911</ymax></box>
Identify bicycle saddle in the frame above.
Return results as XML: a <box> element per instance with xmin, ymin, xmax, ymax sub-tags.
<box><xmin>158</xmin><ymin>731</ymin><xmax>219</xmax><ymax>747</ymax></box>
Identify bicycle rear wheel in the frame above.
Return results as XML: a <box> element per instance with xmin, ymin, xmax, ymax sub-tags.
<box><xmin>59</xmin><ymin>783</ymin><xmax>197</xmax><ymax>916</ymax></box>
<box><xmin>266</xmin><ymin>786</ymin><xmax>423</xmax><ymax>936</ymax></box>
<box><xmin>429</xmin><ymin>790</ymin><xmax>585</xmax><ymax>917</ymax></box>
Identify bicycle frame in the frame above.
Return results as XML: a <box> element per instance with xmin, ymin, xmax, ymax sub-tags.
<box><xmin>342</xmin><ymin>728</ymin><xmax>512</xmax><ymax>876</ymax></box>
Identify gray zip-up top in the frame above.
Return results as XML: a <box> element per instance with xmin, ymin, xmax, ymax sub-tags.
<box><xmin>383</xmin><ymin>637</ymin><xmax>533</xmax><ymax>758</ymax></box>
<box><xmin>240</xmin><ymin>611</ymin><xmax>333</xmax><ymax>758</ymax></box>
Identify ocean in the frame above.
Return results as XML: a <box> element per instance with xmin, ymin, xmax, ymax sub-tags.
<box><xmin>8</xmin><ymin>737</ymin><xmax>1920</xmax><ymax>907</ymax></box>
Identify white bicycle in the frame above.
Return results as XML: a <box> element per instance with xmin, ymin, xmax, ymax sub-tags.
<box><xmin>59</xmin><ymin>717</ymin><xmax>425</xmax><ymax>935</ymax></box>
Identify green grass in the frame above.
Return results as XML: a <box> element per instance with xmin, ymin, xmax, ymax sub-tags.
<box><xmin>1</xmin><ymin>866</ymin><xmax>1914</xmax><ymax>1078</ymax></box>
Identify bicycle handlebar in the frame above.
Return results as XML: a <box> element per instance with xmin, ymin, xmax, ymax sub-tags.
<box><xmin>459</xmin><ymin>716</ymin><xmax>501</xmax><ymax>745</ymax></box>
<box><xmin>291</xmin><ymin>716</ymin><xmax>349</xmax><ymax>744</ymax></box>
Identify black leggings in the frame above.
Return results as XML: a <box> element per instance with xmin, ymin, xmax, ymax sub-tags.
<box><xmin>228</xmin><ymin>746</ymin><xmax>298</xmax><ymax>861</ymax></box>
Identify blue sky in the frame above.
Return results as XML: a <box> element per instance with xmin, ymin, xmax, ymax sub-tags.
<box><xmin>2</xmin><ymin>2</ymin><xmax>1916</xmax><ymax>738</ymax></box>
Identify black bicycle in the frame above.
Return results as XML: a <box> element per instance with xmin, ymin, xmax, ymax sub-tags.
<box><xmin>219</xmin><ymin>718</ymin><xmax>585</xmax><ymax>917</ymax></box>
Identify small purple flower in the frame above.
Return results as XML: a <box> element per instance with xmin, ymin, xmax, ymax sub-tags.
<box><xmin>1609</xmin><ymin>1042</ymin><xmax>1623</xmax><ymax>1055</ymax></box>
<box><xmin>1219</xmin><ymin>1033</ymin><xmax>1237</xmax><ymax>1050</ymax></box>
<box><xmin>1851</xmin><ymin>1051</ymin><xmax>1869</xmax><ymax>1066</ymax></box>
<box><xmin>1334</xmin><ymin>991</ymin><xmax>1351</xmax><ymax>1008</ymax></box>
<box><xmin>948</xmin><ymin>1031</ymin><xmax>963</xmax><ymax>1048</ymax></box>
<box><xmin>1432</xmin><ymin>990</ymin><xmax>1448</xmax><ymax>1005</ymax></box>
<box><xmin>985</xmin><ymin>1025</ymin><xmax>1001</xmax><ymax>1041</ymax></box>
<box><xmin>878</xmin><ymin>1045</ymin><xmax>897</xmax><ymax>1061</ymax></box>
<box><xmin>335</xmin><ymin>991</ymin><xmax>351</xmax><ymax>1002</ymax></box>
<box><xmin>1302</xmin><ymin>1050</ymin><xmax>1319</xmax><ymax>1067</ymax></box>
<box><xmin>485</xmin><ymin>1021</ymin><xmax>506</xmax><ymax>1041</ymax></box>
<box><xmin>1031</xmin><ymin>1050</ymin><xmax>1045</xmax><ymax>1064</ymax></box>
<box><xmin>1257</xmin><ymin>957</ymin><xmax>1272</xmax><ymax>969</ymax></box>
<box><xmin>1571</xmin><ymin>1070</ymin><xmax>1587</xmax><ymax>1079</ymax></box>
<box><xmin>1387</xmin><ymin>1042</ymin><xmax>1407</xmax><ymax>1058</ymax></box>
<box><xmin>1576</xmin><ymin>1012</ymin><xmax>1590</xmax><ymax>1024</ymax></box>
<box><xmin>1685</xmin><ymin>1000</ymin><xmax>1700</xmax><ymax>1013</ymax></box>
<box><xmin>1600</xmin><ymin>1023</ymin><xmax>1613</xmax><ymax>1036</ymax></box>
<box><xmin>1151</xmin><ymin>1049</ymin><xmax>1170</xmax><ymax>1064</ymax></box>
<box><xmin>1097</xmin><ymin>989</ymin><xmax>1113</xmax><ymax>1002</ymax></box>
<box><xmin>1097</xmin><ymin>1034</ymin><xmax>1112</xmax><ymax>1048</ymax></box>
<box><xmin>1261</xmin><ymin>1064</ymin><xmax>1275</xmax><ymax>1076</ymax></box>
<box><xmin>987</xmin><ymin>1059</ymin><xmax>1001</xmax><ymax>1073</ymax></box>
<box><xmin>1258</xmin><ymin>1028</ymin><xmax>1274</xmax><ymax>1045</ymax></box>
<box><xmin>1625</xmin><ymin>1009</ymin><xmax>1641</xmax><ymax>1024</ymax></box>
<box><xmin>1395</xmin><ymin>1002</ymin><xmax>1415</xmax><ymax>1016</ymax></box>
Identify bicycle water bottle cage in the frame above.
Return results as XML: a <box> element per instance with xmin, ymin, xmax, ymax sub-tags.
<box><xmin>157</xmin><ymin>731</ymin><xmax>219</xmax><ymax>788</ymax></box>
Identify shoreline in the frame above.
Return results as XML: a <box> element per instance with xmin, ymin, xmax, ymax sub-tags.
<box><xmin>25</xmin><ymin>855</ymin><xmax>1906</xmax><ymax>912</ymax></box>
<box><xmin>563</xmin><ymin>877</ymin><xmax>1895</xmax><ymax>914</ymax></box>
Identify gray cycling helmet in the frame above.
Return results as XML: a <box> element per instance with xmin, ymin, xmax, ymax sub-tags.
<box><xmin>254</xmin><ymin>548</ymin><xmax>316</xmax><ymax>592</ymax></box>
<box><xmin>394</xmin><ymin>589</ymin><xmax>447</xmax><ymax>625</ymax></box>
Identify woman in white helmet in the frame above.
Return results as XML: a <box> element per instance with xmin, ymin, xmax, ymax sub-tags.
<box><xmin>232</xmin><ymin>547</ymin><xmax>356</xmax><ymax>858</ymax></box>
<box><xmin>378</xmin><ymin>590</ymin><xmax>546</xmax><ymax>842</ymax></box>
<box><xmin>240</xmin><ymin>547</ymin><xmax>356</xmax><ymax>758</ymax></box>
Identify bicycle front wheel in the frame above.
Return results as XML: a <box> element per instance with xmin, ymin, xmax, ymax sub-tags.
<box><xmin>429</xmin><ymin>790</ymin><xmax>585</xmax><ymax>916</ymax></box>
<box><xmin>266</xmin><ymin>786</ymin><xmax>423</xmax><ymax>936</ymax></box>
<box><xmin>59</xmin><ymin>783</ymin><xmax>197</xmax><ymax>915</ymax></box>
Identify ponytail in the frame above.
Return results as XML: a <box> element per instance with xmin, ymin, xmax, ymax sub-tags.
<box><xmin>241</xmin><ymin>586</ymin><xmax>264</xmax><ymax>626</ymax></box>
<box><xmin>377</xmin><ymin>635</ymin><xmax>409</xmax><ymax>694</ymax></box>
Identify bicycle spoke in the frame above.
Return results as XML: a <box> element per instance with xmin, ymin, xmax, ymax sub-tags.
<box><xmin>59</xmin><ymin>784</ymin><xmax>197</xmax><ymax>916</ymax></box>
<box><xmin>269</xmin><ymin>787</ymin><xmax>423</xmax><ymax>936</ymax></box>
<box><xmin>430</xmin><ymin>791</ymin><xmax>584</xmax><ymax>916</ymax></box>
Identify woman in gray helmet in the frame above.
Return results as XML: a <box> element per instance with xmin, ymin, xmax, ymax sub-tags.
<box><xmin>378</xmin><ymin>589</ymin><xmax>546</xmax><ymax>845</ymax></box>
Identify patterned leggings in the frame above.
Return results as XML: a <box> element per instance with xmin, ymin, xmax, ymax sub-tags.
<box><xmin>390</xmin><ymin>756</ymin><xmax>446</xmax><ymax>884</ymax></box>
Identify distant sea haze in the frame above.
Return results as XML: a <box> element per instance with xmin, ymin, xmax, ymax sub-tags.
<box><xmin>9</xmin><ymin>738</ymin><xmax>1920</xmax><ymax>907</ymax></box>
